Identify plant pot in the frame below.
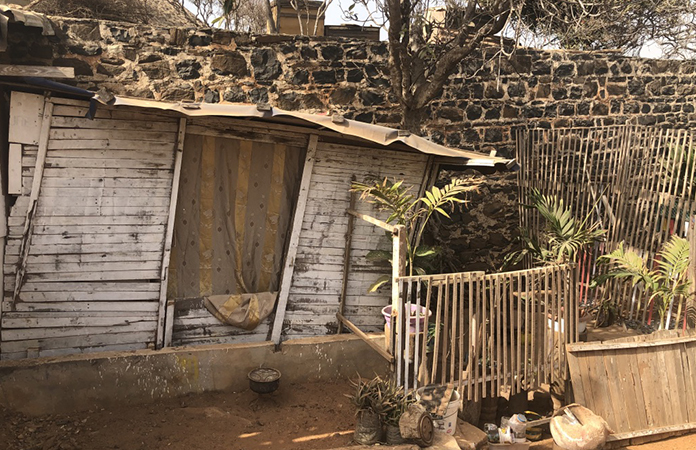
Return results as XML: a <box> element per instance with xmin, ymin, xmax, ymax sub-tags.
<box><xmin>382</xmin><ymin>305</ymin><xmax>432</xmax><ymax>333</ymax></box>
<box><xmin>385</xmin><ymin>424</ymin><xmax>406</xmax><ymax>444</ymax></box>
<box><xmin>354</xmin><ymin>410</ymin><xmax>381</xmax><ymax>445</ymax></box>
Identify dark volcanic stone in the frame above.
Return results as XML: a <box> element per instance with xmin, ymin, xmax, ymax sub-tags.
<box><xmin>251</xmin><ymin>49</ymin><xmax>282</xmax><ymax>81</ymax></box>
<box><xmin>176</xmin><ymin>60</ymin><xmax>201</xmax><ymax>80</ymax></box>
<box><xmin>211</xmin><ymin>52</ymin><xmax>249</xmax><ymax>77</ymax></box>
<box><xmin>139</xmin><ymin>52</ymin><xmax>162</xmax><ymax>63</ymax></box>
<box><xmin>204</xmin><ymin>89</ymin><xmax>219</xmax><ymax>103</ymax></box>
<box><xmin>507</xmin><ymin>82</ymin><xmax>526</xmax><ymax>98</ymax></box>
<box><xmin>346</xmin><ymin>68</ymin><xmax>363</xmax><ymax>82</ymax></box>
<box><xmin>330</xmin><ymin>86</ymin><xmax>357</xmax><ymax>104</ymax></box>
<box><xmin>300</xmin><ymin>46</ymin><xmax>317</xmax><ymax>59</ymax></box>
<box><xmin>248</xmin><ymin>87</ymin><xmax>269</xmax><ymax>103</ymax></box>
<box><xmin>591</xmin><ymin>102</ymin><xmax>609</xmax><ymax>115</ymax></box>
<box><xmin>68</xmin><ymin>43</ymin><xmax>102</xmax><ymax>57</ymax></box>
<box><xmin>278</xmin><ymin>92</ymin><xmax>300</xmax><ymax>109</ymax></box>
<box><xmin>313</xmin><ymin>70</ymin><xmax>336</xmax><ymax>84</ymax></box>
<box><xmin>189</xmin><ymin>34</ymin><xmax>212</xmax><ymax>46</ymax></box>
<box><xmin>466</xmin><ymin>105</ymin><xmax>483</xmax><ymax>120</ymax></box>
<box><xmin>555</xmin><ymin>63</ymin><xmax>575</xmax><ymax>77</ymax></box>
<box><xmin>291</xmin><ymin>69</ymin><xmax>309</xmax><ymax>85</ymax></box>
<box><xmin>359</xmin><ymin>90</ymin><xmax>384</xmax><ymax>106</ymax></box>
<box><xmin>54</xmin><ymin>58</ymin><xmax>93</xmax><ymax>76</ymax></box>
<box><xmin>223</xmin><ymin>86</ymin><xmax>246</xmax><ymax>103</ymax></box>
<box><xmin>321</xmin><ymin>45</ymin><xmax>344</xmax><ymax>60</ymax></box>
<box><xmin>162</xmin><ymin>83</ymin><xmax>195</xmax><ymax>101</ymax></box>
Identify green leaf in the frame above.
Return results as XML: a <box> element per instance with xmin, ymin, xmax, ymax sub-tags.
<box><xmin>415</xmin><ymin>245</ymin><xmax>437</xmax><ymax>257</ymax></box>
<box><xmin>366</xmin><ymin>250</ymin><xmax>392</xmax><ymax>263</ymax></box>
<box><xmin>368</xmin><ymin>275</ymin><xmax>391</xmax><ymax>293</ymax></box>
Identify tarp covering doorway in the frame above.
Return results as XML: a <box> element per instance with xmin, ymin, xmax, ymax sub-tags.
<box><xmin>168</xmin><ymin>133</ymin><xmax>305</xmax><ymax>329</ymax></box>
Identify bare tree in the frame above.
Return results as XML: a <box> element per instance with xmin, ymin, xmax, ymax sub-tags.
<box><xmin>343</xmin><ymin>0</ymin><xmax>696</xmax><ymax>133</ymax></box>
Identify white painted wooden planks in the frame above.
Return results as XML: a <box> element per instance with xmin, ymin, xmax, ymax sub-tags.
<box><xmin>2</xmin><ymin>99</ymin><xmax>179</xmax><ymax>359</ymax></box>
<box><xmin>282</xmin><ymin>141</ymin><xmax>429</xmax><ymax>337</ymax></box>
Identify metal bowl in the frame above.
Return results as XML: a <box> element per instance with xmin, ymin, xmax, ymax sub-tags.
<box><xmin>248</xmin><ymin>367</ymin><xmax>281</xmax><ymax>394</ymax></box>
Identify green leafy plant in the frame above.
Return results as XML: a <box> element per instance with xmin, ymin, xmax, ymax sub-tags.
<box><xmin>346</xmin><ymin>375</ymin><xmax>412</xmax><ymax>425</ymax></box>
<box><xmin>505</xmin><ymin>189</ymin><xmax>605</xmax><ymax>268</ymax></box>
<box><xmin>351</xmin><ymin>177</ymin><xmax>473</xmax><ymax>292</ymax></box>
<box><xmin>347</xmin><ymin>376</ymin><xmax>381</xmax><ymax>416</ymax></box>
<box><xmin>592</xmin><ymin>236</ymin><xmax>692</xmax><ymax>330</ymax></box>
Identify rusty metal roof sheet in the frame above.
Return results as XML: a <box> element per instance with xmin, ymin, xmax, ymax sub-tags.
<box><xmin>111</xmin><ymin>96</ymin><xmax>517</xmax><ymax>169</ymax></box>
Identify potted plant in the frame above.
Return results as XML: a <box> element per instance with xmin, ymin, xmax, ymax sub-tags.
<box><xmin>592</xmin><ymin>235</ymin><xmax>692</xmax><ymax>330</ymax></box>
<box><xmin>347</xmin><ymin>376</ymin><xmax>382</xmax><ymax>445</ymax></box>
<box><xmin>379</xmin><ymin>379</ymin><xmax>412</xmax><ymax>444</ymax></box>
<box><xmin>351</xmin><ymin>177</ymin><xmax>473</xmax><ymax>290</ymax></box>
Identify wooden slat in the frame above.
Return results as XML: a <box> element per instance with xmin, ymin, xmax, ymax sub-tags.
<box><xmin>0</xmin><ymin>65</ymin><xmax>74</xmax><ymax>78</ymax></box>
<box><xmin>158</xmin><ymin>118</ymin><xmax>186</xmax><ymax>348</ymax></box>
<box><xmin>8</xmin><ymin>143</ymin><xmax>22</xmax><ymax>194</ymax></box>
<box><xmin>11</xmin><ymin>99</ymin><xmax>52</xmax><ymax>308</ymax></box>
<box><xmin>270</xmin><ymin>135</ymin><xmax>319</xmax><ymax>345</ymax></box>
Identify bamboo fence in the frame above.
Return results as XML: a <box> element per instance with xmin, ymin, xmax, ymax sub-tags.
<box><xmin>517</xmin><ymin>125</ymin><xmax>696</xmax><ymax>329</ymax></box>
<box><xmin>393</xmin><ymin>264</ymin><xmax>579</xmax><ymax>401</ymax></box>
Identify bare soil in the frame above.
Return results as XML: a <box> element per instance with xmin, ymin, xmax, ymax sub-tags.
<box><xmin>0</xmin><ymin>379</ymin><xmax>357</xmax><ymax>450</ymax></box>
<box><xmin>1</xmin><ymin>377</ymin><xmax>694</xmax><ymax>450</ymax></box>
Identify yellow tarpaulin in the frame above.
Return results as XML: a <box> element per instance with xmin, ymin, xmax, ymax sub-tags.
<box><xmin>168</xmin><ymin>133</ymin><xmax>304</xmax><ymax>329</ymax></box>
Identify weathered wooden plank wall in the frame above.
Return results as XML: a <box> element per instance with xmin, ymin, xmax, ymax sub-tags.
<box><xmin>567</xmin><ymin>330</ymin><xmax>696</xmax><ymax>438</ymax></box>
<box><xmin>282</xmin><ymin>141</ymin><xmax>430</xmax><ymax>337</ymax></box>
<box><xmin>1</xmin><ymin>95</ymin><xmax>179</xmax><ymax>359</ymax></box>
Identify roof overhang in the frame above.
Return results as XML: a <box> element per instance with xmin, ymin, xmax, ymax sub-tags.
<box><xmin>111</xmin><ymin>97</ymin><xmax>518</xmax><ymax>171</ymax></box>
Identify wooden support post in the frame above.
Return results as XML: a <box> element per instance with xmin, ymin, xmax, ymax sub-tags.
<box><xmin>336</xmin><ymin>313</ymin><xmax>394</xmax><ymax>362</ymax></box>
<box><xmin>270</xmin><ymin>134</ymin><xmax>318</xmax><ymax>346</ymax></box>
<box><xmin>337</xmin><ymin>177</ymin><xmax>357</xmax><ymax>334</ymax></box>
<box><xmin>689</xmin><ymin>215</ymin><xmax>696</xmax><ymax>304</ymax></box>
<box><xmin>390</xmin><ymin>225</ymin><xmax>407</xmax><ymax>361</ymax></box>
<box><xmin>11</xmin><ymin>98</ymin><xmax>52</xmax><ymax>308</ymax></box>
<box><xmin>156</xmin><ymin>117</ymin><xmax>186</xmax><ymax>349</ymax></box>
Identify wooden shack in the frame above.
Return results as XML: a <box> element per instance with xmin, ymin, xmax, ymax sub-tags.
<box><xmin>0</xmin><ymin>89</ymin><xmax>514</xmax><ymax>360</ymax></box>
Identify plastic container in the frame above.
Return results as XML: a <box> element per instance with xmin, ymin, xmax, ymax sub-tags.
<box><xmin>382</xmin><ymin>305</ymin><xmax>432</xmax><ymax>334</ymax></box>
<box><xmin>415</xmin><ymin>387</ymin><xmax>461</xmax><ymax>435</ymax></box>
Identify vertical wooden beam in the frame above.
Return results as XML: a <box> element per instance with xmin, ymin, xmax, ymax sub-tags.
<box><xmin>390</xmin><ymin>224</ymin><xmax>407</xmax><ymax>349</ymax></box>
<box><xmin>11</xmin><ymin>98</ymin><xmax>52</xmax><ymax>308</ymax></box>
<box><xmin>337</xmin><ymin>177</ymin><xmax>357</xmax><ymax>334</ymax></box>
<box><xmin>7</xmin><ymin>143</ymin><xmax>21</xmax><ymax>195</ymax></box>
<box><xmin>157</xmin><ymin>117</ymin><xmax>186</xmax><ymax>349</ymax></box>
<box><xmin>689</xmin><ymin>216</ymin><xmax>696</xmax><ymax>327</ymax></box>
<box><xmin>270</xmin><ymin>134</ymin><xmax>318</xmax><ymax>346</ymax></box>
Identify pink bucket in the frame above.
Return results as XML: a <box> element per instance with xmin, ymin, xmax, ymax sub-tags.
<box><xmin>381</xmin><ymin>305</ymin><xmax>431</xmax><ymax>334</ymax></box>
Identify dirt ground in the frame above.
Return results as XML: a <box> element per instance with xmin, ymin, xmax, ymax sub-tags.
<box><xmin>0</xmin><ymin>379</ymin><xmax>357</xmax><ymax>450</ymax></box>
<box><xmin>1</xmin><ymin>378</ymin><xmax>694</xmax><ymax>450</ymax></box>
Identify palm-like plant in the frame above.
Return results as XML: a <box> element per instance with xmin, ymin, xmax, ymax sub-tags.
<box><xmin>351</xmin><ymin>178</ymin><xmax>473</xmax><ymax>292</ymax></box>
<box><xmin>592</xmin><ymin>236</ymin><xmax>692</xmax><ymax>330</ymax></box>
<box><xmin>505</xmin><ymin>189</ymin><xmax>606</xmax><ymax>268</ymax></box>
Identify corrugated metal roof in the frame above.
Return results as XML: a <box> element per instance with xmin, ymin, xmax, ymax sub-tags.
<box><xmin>0</xmin><ymin>5</ymin><xmax>54</xmax><ymax>52</ymax></box>
<box><xmin>112</xmin><ymin>96</ymin><xmax>517</xmax><ymax>169</ymax></box>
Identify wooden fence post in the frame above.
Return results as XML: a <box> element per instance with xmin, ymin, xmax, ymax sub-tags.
<box><xmin>391</xmin><ymin>225</ymin><xmax>407</xmax><ymax>369</ymax></box>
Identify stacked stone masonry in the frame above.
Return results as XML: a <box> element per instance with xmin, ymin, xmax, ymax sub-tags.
<box><xmin>5</xmin><ymin>17</ymin><xmax>696</xmax><ymax>271</ymax></box>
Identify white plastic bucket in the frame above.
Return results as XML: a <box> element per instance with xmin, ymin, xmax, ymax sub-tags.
<box><xmin>416</xmin><ymin>387</ymin><xmax>461</xmax><ymax>435</ymax></box>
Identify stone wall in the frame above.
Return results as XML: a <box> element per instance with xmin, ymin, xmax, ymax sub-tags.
<box><xmin>5</xmin><ymin>17</ymin><xmax>696</xmax><ymax>271</ymax></box>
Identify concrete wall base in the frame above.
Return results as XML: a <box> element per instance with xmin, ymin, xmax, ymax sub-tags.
<box><xmin>0</xmin><ymin>334</ymin><xmax>389</xmax><ymax>416</ymax></box>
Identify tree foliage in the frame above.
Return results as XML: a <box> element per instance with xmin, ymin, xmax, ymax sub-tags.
<box><xmin>342</xmin><ymin>0</ymin><xmax>696</xmax><ymax>132</ymax></box>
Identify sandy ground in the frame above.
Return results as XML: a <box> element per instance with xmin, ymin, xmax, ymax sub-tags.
<box><xmin>0</xmin><ymin>378</ymin><xmax>693</xmax><ymax>450</ymax></box>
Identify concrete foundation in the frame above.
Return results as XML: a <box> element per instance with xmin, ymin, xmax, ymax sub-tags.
<box><xmin>0</xmin><ymin>334</ymin><xmax>389</xmax><ymax>416</ymax></box>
